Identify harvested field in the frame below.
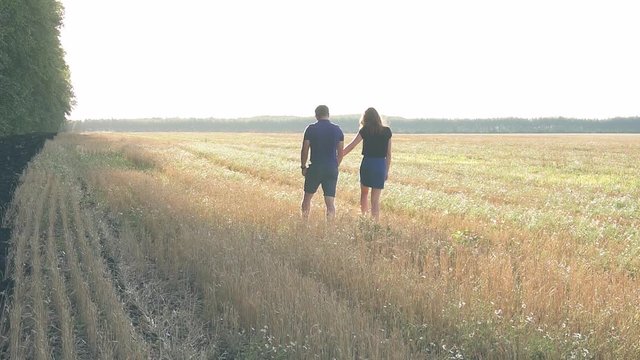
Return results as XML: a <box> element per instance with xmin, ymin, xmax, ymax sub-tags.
<box><xmin>1</xmin><ymin>132</ymin><xmax>639</xmax><ymax>358</ymax></box>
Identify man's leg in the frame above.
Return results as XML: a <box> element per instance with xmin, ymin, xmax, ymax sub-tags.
<box><xmin>302</xmin><ymin>165</ymin><xmax>320</xmax><ymax>220</ymax></box>
<box><xmin>301</xmin><ymin>192</ymin><xmax>314</xmax><ymax>220</ymax></box>
<box><xmin>324</xmin><ymin>196</ymin><xmax>336</xmax><ymax>221</ymax></box>
<box><xmin>320</xmin><ymin>165</ymin><xmax>339</xmax><ymax>221</ymax></box>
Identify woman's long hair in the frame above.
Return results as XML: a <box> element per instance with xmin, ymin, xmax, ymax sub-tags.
<box><xmin>359</xmin><ymin>107</ymin><xmax>385</xmax><ymax>134</ymax></box>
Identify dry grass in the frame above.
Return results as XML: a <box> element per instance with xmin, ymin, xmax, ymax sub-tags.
<box><xmin>58</xmin><ymin>179</ymin><xmax>101</xmax><ymax>357</ymax></box>
<box><xmin>45</xmin><ymin>176</ymin><xmax>75</xmax><ymax>360</ymax></box>
<box><xmin>7</xmin><ymin>166</ymin><xmax>47</xmax><ymax>359</ymax></box>
<box><xmin>1</xmin><ymin>132</ymin><xmax>639</xmax><ymax>358</ymax></box>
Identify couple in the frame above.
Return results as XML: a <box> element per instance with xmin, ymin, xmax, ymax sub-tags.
<box><xmin>300</xmin><ymin>105</ymin><xmax>392</xmax><ymax>222</ymax></box>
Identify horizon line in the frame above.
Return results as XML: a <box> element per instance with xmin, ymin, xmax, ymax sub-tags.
<box><xmin>68</xmin><ymin>115</ymin><xmax>640</xmax><ymax>122</ymax></box>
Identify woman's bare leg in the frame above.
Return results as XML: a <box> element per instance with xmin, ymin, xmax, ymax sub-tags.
<box><xmin>370</xmin><ymin>188</ymin><xmax>382</xmax><ymax>222</ymax></box>
<box><xmin>360</xmin><ymin>185</ymin><xmax>370</xmax><ymax>216</ymax></box>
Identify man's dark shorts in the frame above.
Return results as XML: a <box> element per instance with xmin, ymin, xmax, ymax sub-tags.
<box><xmin>304</xmin><ymin>163</ymin><xmax>339</xmax><ymax>197</ymax></box>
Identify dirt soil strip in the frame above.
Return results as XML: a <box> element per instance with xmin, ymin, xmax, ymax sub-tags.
<box><xmin>0</xmin><ymin>133</ymin><xmax>55</xmax><ymax>326</ymax></box>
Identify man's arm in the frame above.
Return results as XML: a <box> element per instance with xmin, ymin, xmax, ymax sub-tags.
<box><xmin>301</xmin><ymin>139</ymin><xmax>310</xmax><ymax>176</ymax></box>
<box><xmin>336</xmin><ymin>141</ymin><xmax>344</xmax><ymax>166</ymax></box>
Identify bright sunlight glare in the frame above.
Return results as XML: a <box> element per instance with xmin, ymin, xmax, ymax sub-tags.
<box><xmin>59</xmin><ymin>0</ymin><xmax>640</xmax><ymax>120</ymax></box>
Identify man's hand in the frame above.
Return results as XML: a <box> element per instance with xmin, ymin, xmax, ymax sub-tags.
<box><xmin>302</xmin><ymin>167</ymin><xmax>308</xmax><ymax>177</ymax></box>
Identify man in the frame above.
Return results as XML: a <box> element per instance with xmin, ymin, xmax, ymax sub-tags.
<box><xmin>300</xmin><ymin>105</ymin><xmax>344</xmax><ymax>221</ymax></box>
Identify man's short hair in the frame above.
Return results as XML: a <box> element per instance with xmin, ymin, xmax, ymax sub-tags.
<box><xmin>315</xmin><ymin>105</ymin><xmax>330</xmax><ymax>118</ymax></box>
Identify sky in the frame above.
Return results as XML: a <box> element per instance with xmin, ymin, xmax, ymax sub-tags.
<box><xmin>59</xmin><ymin>0</ymin><xmax>640</xmax><ymax>120</ymax></box>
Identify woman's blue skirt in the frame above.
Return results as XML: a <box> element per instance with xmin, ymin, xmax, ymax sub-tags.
<box><xmin>360</xmin><ymin>157</ymin><xmax>387</xmax><ymax>189</ymax></box>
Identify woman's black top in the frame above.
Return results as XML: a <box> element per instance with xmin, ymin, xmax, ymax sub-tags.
<box><xmin>359</xmin><ymin>126</ymin><xmax>392</xmax><ymax>158</ymax></box>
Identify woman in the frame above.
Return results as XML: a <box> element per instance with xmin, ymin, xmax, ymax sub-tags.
<box><xmin>343</xmin><ymin>107</ymin><xmax>392</xmax><ymax>221</ymax></box>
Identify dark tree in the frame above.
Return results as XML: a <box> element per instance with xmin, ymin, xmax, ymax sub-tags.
<box><xmin>0</xmin><ymin>0</ymin><xmax>73</xmax><ymax>136</ymax></box>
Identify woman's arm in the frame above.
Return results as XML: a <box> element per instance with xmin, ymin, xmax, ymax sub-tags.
<box><xmin>385</xmin><ymin>138</ymin><xmax>392</xmax><ymax>180</ymax></box>
<box><xmin>343</xmin><ymin>133</ymin><xmax>362</xmax><ymax>156</ymax></box>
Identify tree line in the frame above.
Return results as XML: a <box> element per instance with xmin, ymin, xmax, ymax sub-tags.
<box><xmin>67</xmin><ymin>116</ymin><xmax>640</xmax><ymax>134</ymax></box>
<box><xmin>0</xmin><ymin>0</ymin><xmax>73</xmax><ymax>137</ymax></box>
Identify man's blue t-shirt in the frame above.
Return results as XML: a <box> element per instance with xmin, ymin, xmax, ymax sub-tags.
<box><xmin>303</xmin><ymin>120</ymin><xmax>344</xmax><ymax>167</ymax></box>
